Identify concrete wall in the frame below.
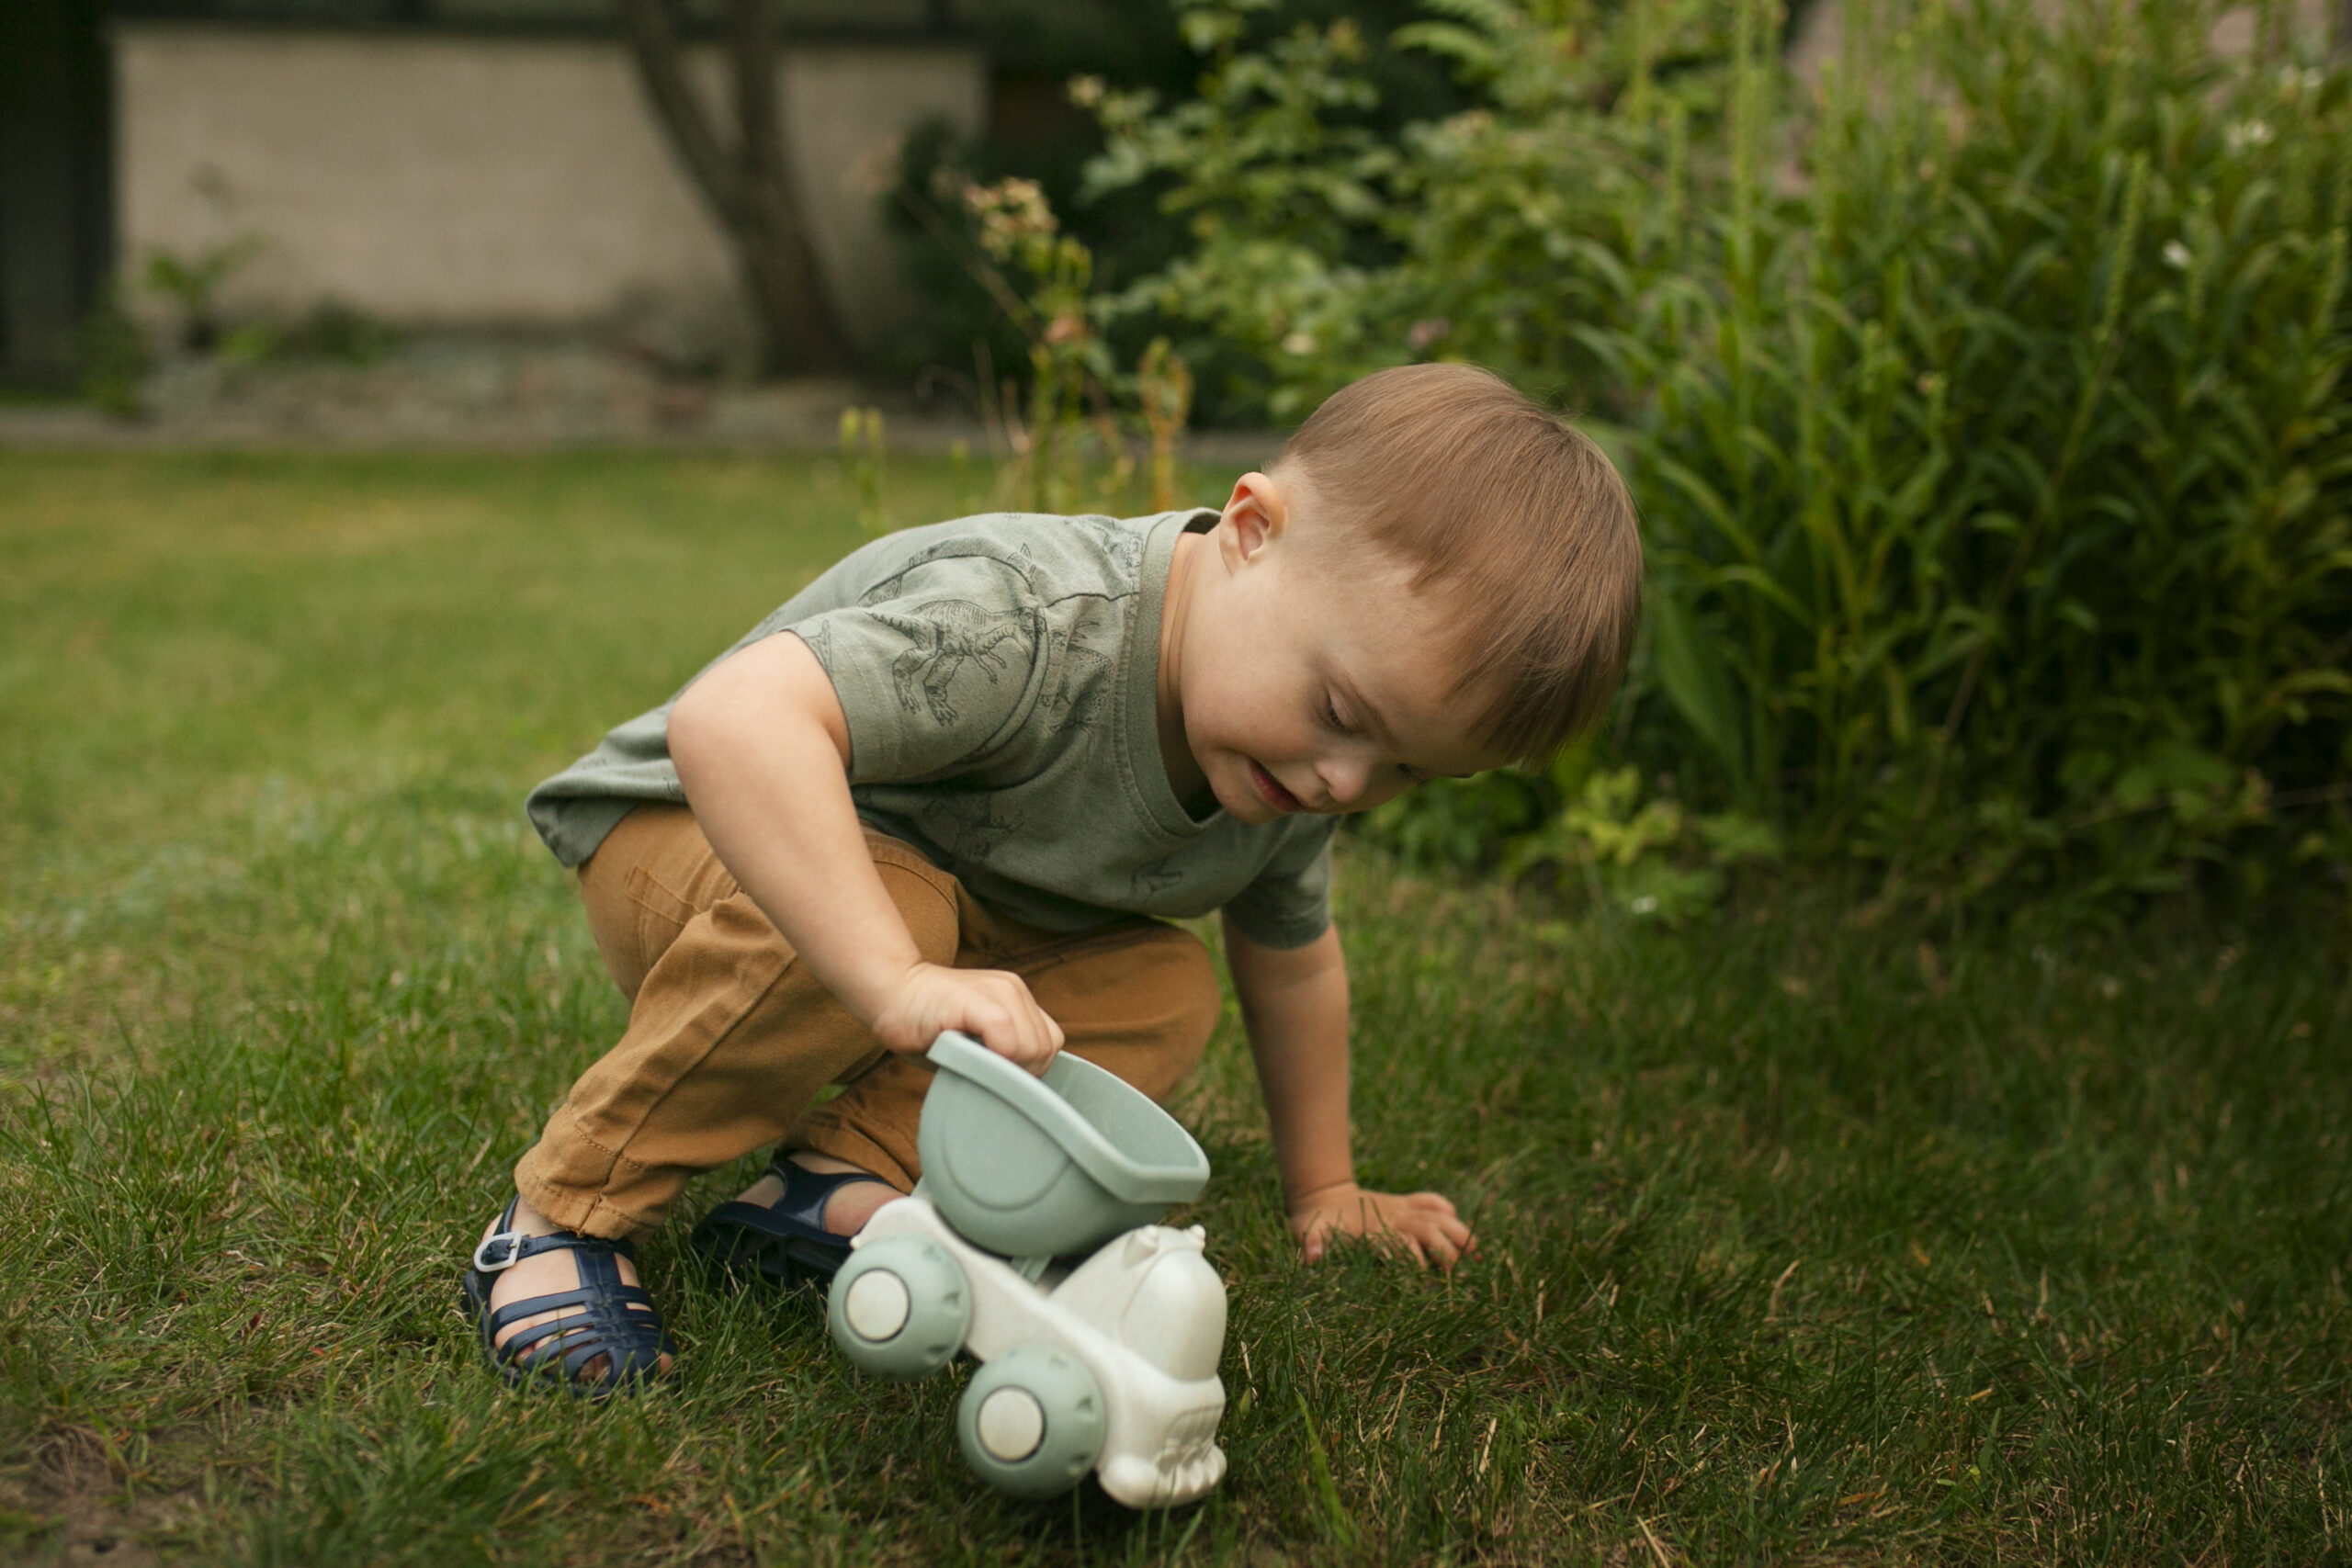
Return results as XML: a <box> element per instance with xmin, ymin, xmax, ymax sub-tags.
<box><xmin>114</xmin><ymin>25</ymin><xmax>984</xmax><ymax>357</ymax></box>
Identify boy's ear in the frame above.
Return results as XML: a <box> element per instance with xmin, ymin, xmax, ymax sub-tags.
<box><xmin>1217</xmin><ymin>470</ymin><xmax>1288</xmax><ymax>570</ymax></box>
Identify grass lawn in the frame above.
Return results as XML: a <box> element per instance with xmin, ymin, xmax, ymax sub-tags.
<box><xmin>2</xmin><ymin>448</ymin><xmax>2348</xmax><ymax>1565</ymax></box>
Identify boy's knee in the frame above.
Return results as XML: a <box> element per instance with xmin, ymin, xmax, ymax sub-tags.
<box><xmin>1160</xmin><ymin>932</ymin><xmax>1223</xmax><ymax>1061</ymax></box>
<box><xmin>1070</xmin><ymin>927</ymin><xmax>1222</xmax><ymax>1100</ymax></box>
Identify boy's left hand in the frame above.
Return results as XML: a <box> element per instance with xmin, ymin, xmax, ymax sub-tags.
<box><xmin>1290</xmin><ymin>1182</ymin><xmax>1475</xmax><ymax>1270</ymax></box>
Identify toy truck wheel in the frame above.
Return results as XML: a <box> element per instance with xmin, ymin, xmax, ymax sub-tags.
<box><xmin>826</xmin><ymin>1236</ymin><xmax>968</xmax><ymax>1380</ymax></box>
<box><xmin>955</xmin><ymin>1344</ymin><xmax>1106</xmax><ymax>1498</ymax></box>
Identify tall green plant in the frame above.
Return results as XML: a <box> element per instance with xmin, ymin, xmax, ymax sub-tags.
<box><xmin>1610</xmin><ymin>0</ymin><xmax>2352</xmax><ymax>897</ymax></box>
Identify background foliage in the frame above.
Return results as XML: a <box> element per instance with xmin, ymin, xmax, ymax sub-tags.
<box><xmin>888</xmin><ymin>0</ymin><xmax>1477</xmax><ymax>423</ymax></box>
<box><xmin>1065</xmin><ymin>0</ymin><xmax>2352</xmax><ymax>912</ymax></box>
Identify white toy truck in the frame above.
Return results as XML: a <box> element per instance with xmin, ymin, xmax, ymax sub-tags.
<box><xmin>823</xmin><ymin>1032</ymin><xmax>1229</xmax><ymax>1506</ymax></box>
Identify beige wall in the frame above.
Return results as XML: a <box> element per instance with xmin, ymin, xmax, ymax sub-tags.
<box><xmin>115</xmin><ymin>26</ymin><xmax>985</xmax><ymax>355</ymax></box>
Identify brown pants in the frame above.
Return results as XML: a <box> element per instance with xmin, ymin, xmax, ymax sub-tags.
<box><xmin>514</xmin><ymin>804</ymin><xmax>1223</xmax><ymax>1239</ymax></box>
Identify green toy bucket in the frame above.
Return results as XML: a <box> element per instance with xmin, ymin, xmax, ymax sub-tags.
<box><xmin>917</xmin><ymin>1032</ymin><xmax>1210</xmax><ymax>1258</ymax></box>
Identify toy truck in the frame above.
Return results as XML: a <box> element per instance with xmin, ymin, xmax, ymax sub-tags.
<box><xmin>823</xmin><ymin>1032</ymin><xmax>1228</xmax><ymax>1506</ymax></box>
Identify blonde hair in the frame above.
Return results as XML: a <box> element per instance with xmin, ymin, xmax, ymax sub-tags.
<box><xmin>1276</xmin><ymin>363</ymin><xmax>1644</xmax><ymax>763</ymax></box>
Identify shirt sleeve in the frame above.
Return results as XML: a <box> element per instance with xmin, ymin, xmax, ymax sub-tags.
<box><xmin>1220</xmin><ymin>819</ymin><xmax>1338</xmax><ymax>949</ymax></box>
<box><xmin>785</xmin><ymin>558</ymin><xmax>1046</xmax><ymax>784</ymax></box>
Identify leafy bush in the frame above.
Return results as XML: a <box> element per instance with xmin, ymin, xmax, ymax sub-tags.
<box><xmin>1611</xmin><ymin>0</ymin><xmax>2351</xmax><ymax>901</ymax></box>
<box><xmin>1091</xmin><ymin>0</ymin><xmax>2352</xmax><ymax>906</ymax></box>
<box><xmin>1359</xmin><ymin>765</ymin><xmax>1547</xmax><ymax>869</ymax></box>
<box><xmin>889</xmin><ymin>2</ymin><xmax>1474</xmax><ymax>423</ymax></box>
<box><xmin>1083</xmin><ymin>0</ymin><xmax>1736</xmax><ymax>418</ymax></box>
<box><xmin>1358</xmin><ymin>750</ymin><xmax>1781</xmax><ymax>922</ymax></box>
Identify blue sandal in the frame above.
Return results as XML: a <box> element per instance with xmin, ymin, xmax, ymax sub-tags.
<box><xmin>690</xmin><ymin>1156</ymin><xmax>897</xmax><ymax>1292</ymax></box>
<box><xmin>463</xmin><ymin>1197</ymin><xmax>673</xmax><ymax>1395</ymax></box>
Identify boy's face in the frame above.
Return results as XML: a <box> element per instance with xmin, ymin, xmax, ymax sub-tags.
<box><xmin>1163</xmin><ymin>469</ymin><xmax>1511</xmax><ymax>825</ymax></box>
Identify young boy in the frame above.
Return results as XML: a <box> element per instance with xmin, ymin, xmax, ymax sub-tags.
<box><xmin>464</xmin><ymin>363</ymin><xmax>1643</xmax><ymax>1391</ymax></box>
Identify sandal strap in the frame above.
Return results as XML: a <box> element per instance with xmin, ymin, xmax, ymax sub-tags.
<box><xmin>701</xmin><ymin>1157</ymin><xmax>888</xmax><ymax>1240</ymax></box>
<box><xmin>474</xmin><ymin>1226</ymin><xmax>639</xmax><ymax>1275</ymax></box>
<box><xmin>689</xmin><ymin>1157</ymin><xmax>896</xmax><ymax>1288</ymax></box>
<box><xmin>487</xmin><ymin>1281</ymin><xmax>658</xmax><ymax>1330</ymax></box>
<box><xmin>492</xmin><ymin>1282</ymin><xmax>667</xmax><ymax>1378</ymax></box>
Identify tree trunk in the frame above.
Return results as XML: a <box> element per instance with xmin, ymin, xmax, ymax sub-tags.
<box><xmin>618</xmin><ymin>0</ymin><xmax>852</xmax><ymax>377</ymax></box>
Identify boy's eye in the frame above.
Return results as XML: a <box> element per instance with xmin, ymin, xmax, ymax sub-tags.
<box><xmin>1323</xmin><ymin>694</ymin><xmax>1347</xmax><ymax>731</ymax></box>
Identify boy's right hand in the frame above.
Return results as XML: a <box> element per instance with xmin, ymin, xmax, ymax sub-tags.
<box><xmin>868</xmin><ymin>960</ymin><xmax>1065</xmax><ymax>1072</ymax></box>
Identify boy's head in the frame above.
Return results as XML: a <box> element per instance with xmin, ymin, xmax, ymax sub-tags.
<box><xmin>1273</xmin><ymin>363</ymin><xmax>1643</xmax><ymax>761</ymax></box>
<box><xmin>1167</xmin><ymin>363</ymin><xmax>1644</xmax><ymax>823</ymax></box>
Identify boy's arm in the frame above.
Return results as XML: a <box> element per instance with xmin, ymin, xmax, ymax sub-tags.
<box><xmin>668</xmin><ymin>630</ymin><xmax>1064</xmax><ymax>1066</ymax></box>
<box><xmin>1220</xmin><ymin>915</ymin><xmax>1474</xmax><ymax>1269</ymax></box>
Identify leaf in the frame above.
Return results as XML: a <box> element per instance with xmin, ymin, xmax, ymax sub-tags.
<box><xmin>1607</xmin><ymin>860</ymin><xmax>1725</xmax><ymax>924</ymax></box>
<box><xmin>2113</xmin><ymin>742</ymin><xmax>2233</xmax><ymax>810</ymax></box>
<box><xmin>1295</xmin><ymin>1394</ymin><xmax>1357</xmax><ymax>1546</ymax></box>
<box><xmin>1647</xmin><ymin>584</ymin><xmax>1747</xmax><ymax>787</ymax></box>
<box><xmin>1392</xmin><ymin>21</ymin><xmax>1502</xmax><ymax>77</ymax></box>
<box><xmin>1697</xmin><ymin>812</ymin><xmax>1784</xmax><ymax>863</ymax></box>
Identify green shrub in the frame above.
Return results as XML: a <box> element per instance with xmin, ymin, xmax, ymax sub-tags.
<box><xmin>1358</xmin><ymin>765</ymin><xmax>1546</xmax><ymax>869</ymax></box>
<box><xmin>1357</xmin><ymin>750</ymin><xmax>1781</xmax><ymax>921</ymax></box>
<box><xmin>1084</xmin><ymin>0</ymin><xmax>1733</xmax><ymax>418</ymax></box>
<box><xmin>1611</xmin><ymin>0</ymin><xmax>2352</xmax><ymax>901</ymax></box>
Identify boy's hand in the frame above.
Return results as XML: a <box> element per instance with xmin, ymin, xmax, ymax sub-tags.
<box><xmin>868</xmin><ymin>960</ymin><xmax>1065</xmax><ymax>1072</ymax></box>
<box><xmin>1290</xmin><ymin>1181</ymin><xmax>1475</xmax><ymax>1270</ymax></box>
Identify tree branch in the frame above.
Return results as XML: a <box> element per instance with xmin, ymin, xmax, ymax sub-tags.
<box><xmin>731</xmin><ymin>0</ymin><xmax>786</xmax><ymax>188</ymax></box>
<box><xmin>618</xmin><ymin>0</ymin><xmax>746</xmax><ymax>231</ymax></box>
<box><xmin>620</xmin><ymin>0</ymin><xmax>852</xmax><ymax>375</ymax></box>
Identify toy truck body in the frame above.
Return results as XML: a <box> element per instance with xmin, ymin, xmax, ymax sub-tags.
<box><xmin>833</xmin><ymin>1195</ymin><xmax>1227</xmax><ymax>1506</ymax></box>
<box><xmin>823</xmin><ymin>1032</ymin><xmax>1229</xmax><ymax>1506</ymax></box>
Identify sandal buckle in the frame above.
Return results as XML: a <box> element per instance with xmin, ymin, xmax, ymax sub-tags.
<box><xmin>473</xmin><ymin>1231</ymin><xmax>526</xmax><ymax>1273</ymax></box>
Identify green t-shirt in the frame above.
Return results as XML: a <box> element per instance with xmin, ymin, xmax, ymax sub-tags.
<box><xmin>525</xmin><ymin>508</ymin><xmax>1337</xmax><ymax>948</ymax></box>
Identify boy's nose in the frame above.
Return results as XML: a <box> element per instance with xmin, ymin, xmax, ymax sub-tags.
<box><xmin>1320</xmin><ymin>758</ymin><xmax>1374</xmax><ymax>809</ymax></box>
